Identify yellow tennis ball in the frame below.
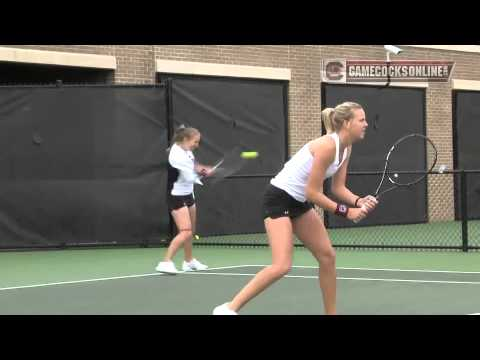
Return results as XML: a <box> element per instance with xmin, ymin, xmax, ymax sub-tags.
<box><xmin>194</xmin><ymin>234</ymin><xmax>200</xmax><ymax>240</ymax></box>
<box><xmin>241</xmin><ymin>151</ymin><xmax>259</xmax><ymax>159</ymax></box>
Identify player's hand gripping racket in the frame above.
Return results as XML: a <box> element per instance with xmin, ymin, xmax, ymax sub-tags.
<box><xmin>354</xmin><ymin>133</ymin><xmax>438</xmax><ymax>223</ymax></box>
<box><xmin>195</xmin><ymin>158</ymin><xmax>224</xmax><ymax>184</ymax></box>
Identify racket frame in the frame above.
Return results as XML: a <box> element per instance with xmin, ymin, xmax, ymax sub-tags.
<box><xmin>374</xmin><ymin>133</ymin><xmax>438</xmax><ymax>199</ymax></box>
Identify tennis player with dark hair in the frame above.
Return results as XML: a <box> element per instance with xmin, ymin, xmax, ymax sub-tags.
<box><xmin>213</xmin><ymin>102</ymin><xmax>378</xmax><ymax>314</ymax></box>
<box><xmin>155</xmin><ymin>126</ymin><xmax>213</xmax><ymax>274</ymax></box>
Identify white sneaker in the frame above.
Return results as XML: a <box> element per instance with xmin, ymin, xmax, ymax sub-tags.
<box><xmin>213</xmin><ymin>302</ymin><xmax>238</xmax><ymax>315</ymax></box>
<box><xmin>182</xmin><ymin>258</ymin><xmax>208</xmax><ymax>272</ymax></box>
<box><xmin>155</xmin><ymin>261</ymin><xmax>179</xmax><ymax>274</ymax></box>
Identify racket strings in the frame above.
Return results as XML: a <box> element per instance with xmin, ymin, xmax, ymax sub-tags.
<box><xmin>209</xmin><ymin>146</ymin><xmax>246</xmax><ymax>184</ymax></box>
<box><xmin>386</xmin><ymin>134</ymin><xmax>437</xmax><ymax>186</ymax></box>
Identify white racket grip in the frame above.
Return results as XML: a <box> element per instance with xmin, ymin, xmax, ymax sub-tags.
<box><xmin>353</xmin><ymin>205</ymin><xmax>367</xmax><ymax>223</ymax></box>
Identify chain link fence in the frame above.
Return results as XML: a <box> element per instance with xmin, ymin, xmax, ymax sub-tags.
<box><xmin>194</xmin><ymin>170</ymin><xmax>480</xmax><ymax>251</ymax></box>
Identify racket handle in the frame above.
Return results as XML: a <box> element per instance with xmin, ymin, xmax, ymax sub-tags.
<box><xmin>353</xmin><ymin>205</ymin><xmax>367</xmax><ymax>224</ymax></box>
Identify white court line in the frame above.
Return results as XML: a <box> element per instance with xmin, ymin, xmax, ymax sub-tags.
<box><xmin>337</xmin><ymin>267</ymin><xmax>480</xmax><ymax>274</ymax></box>
<box><xmin>3</xmin><ymin>264</ymin><xmax>480</xmax><ymax>292</ymax></box>
<box><xmin>337</xmin><ymin>277</ymin><xmax>480</xmax><ymax>285</ymax></box>
<box><xmin>180</xmin><ymin>271</ymin><xmax>480</xmax><ymax>285</ymax></box>
<box><xmin>0</xmin><ymin>265</ymin><xmax>247</xmax><ymax>292</ymax></box>
<box><xmin>248</xmin><ymin>265</ymin><xmax>480</xmax><ymax>274</ymax></box>
<box><xmin>468</xmin><ymin>313</ymin><xmax>480</xmax><ymax>315</ymax></box>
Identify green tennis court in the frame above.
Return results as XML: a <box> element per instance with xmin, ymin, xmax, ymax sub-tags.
<box><xmin>2</xmin><ymin>246</ymin><xmax>480</xmax><ymax>314</ymax></box>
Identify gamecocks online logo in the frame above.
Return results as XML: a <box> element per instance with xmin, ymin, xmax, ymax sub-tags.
<box><xmin>325</xmin><ymin>61</ymin><xmax>344</xmax><ymax>81</ymax></box>
<box><xmin>322</xmin><ymin>59</ymin><xmax>454</xmax><ymax>83</ymax></box>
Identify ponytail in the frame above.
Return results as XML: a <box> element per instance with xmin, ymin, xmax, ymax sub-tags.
<box><xmin>321</xmin><ymin>108</ymin><xmax>335</xmax><ymax>134</ymax></box>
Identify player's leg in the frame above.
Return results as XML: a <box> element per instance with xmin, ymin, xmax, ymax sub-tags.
<box><xmin>183</xmin><ymin>204</ymin><xmax>195</xmax><ymax>262</ymax></box>
<box><xmin>293</xmin><ymin>208</ymin><xmax>337</xmax><ymax>315</ymax></box>
<box><xmin>155</xmin><ymin>205</ymin><xmax>192</xmax><ymax>274</ymax></box>
<box><xmin>182</xmin><ymin>204</ymin><xmax>208</xmax><ymax>271</ymax></box>
<box><xmin>222</xmin><ymin>216</ymin><xmax>294</xmax><ymax>313</ymax></box>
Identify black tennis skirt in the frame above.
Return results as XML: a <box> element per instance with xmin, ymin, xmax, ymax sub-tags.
<box><xmin>168</xmin><ymin>193</ymin><xmax>195</xmax><ymax>211</ymax></box>
<box><xmin>262</xmin><ymin>184</ymin><xmax>314</xmax><ymax>220</ymax></box>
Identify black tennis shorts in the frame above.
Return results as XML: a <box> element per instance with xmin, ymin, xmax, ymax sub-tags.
<box><xmin>262</xmin><ymin>184</ymin><xmax>314</xmax><ymax>220</ymax></box>
<box><xmin>168</xmin><ymin>193</ymin><xmax>195</xmax><ymax>211</ymax></box>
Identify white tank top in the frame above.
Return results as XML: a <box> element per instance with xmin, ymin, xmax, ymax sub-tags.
<box><xmin>270</xmin><ymin>132</ymin><xmax>348</xmax><ymax>202</ymax></box>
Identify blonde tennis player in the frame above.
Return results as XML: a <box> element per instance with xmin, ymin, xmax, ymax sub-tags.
<box><xmin>155</xmin><ymin>126</ymin><xmax>213</xmax><ymax>274</ymax></box>
<box><xmin>213</xmin><ymin>102</ymin><xmax>378</xmax><ymax>315</ymax></box>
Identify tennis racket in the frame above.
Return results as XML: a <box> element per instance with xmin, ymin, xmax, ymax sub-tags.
<box><xmin>354</xmin><ymin>133</ymin><xmax>438</xmax><ymax>223</ymax></box>
<box><xmin>373</xmin><ymin>133</ymin><xmax>438</xmax><ymax>199</ymax></box>
<box><xmin>206</xmin><ymin>146</ymin><xmax>248</xmax><ymax>184</ymax></box>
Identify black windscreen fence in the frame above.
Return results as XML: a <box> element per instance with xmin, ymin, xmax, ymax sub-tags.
<box><xmin>159</xmin><ymin>75</ymin><xmax>288</xmax><ymax>236</ymax></box>
<box><xmin>0</xmin><ymin>85</ymin><xmax>169</xmax><ymax>249</ymax></box>
<box><xmin>453</xmin><ymin>91</ymin><xmax>480</xmax><ymax>220</ymax></box>
<box><xmin>2</xmin><ymin>81</ymin><xmax>478</xmax><ymax>251</ymax></box>
<box><xmin>0</xmin><ymin>77</ymin><xmax>289</xmax><ymax>249</ymax></box>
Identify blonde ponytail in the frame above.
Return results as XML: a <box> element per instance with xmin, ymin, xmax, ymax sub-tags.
<box><xmin>321</xmin><ymin>107</ymin><xmax>335</xmax><ymax>134</ymax></box>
